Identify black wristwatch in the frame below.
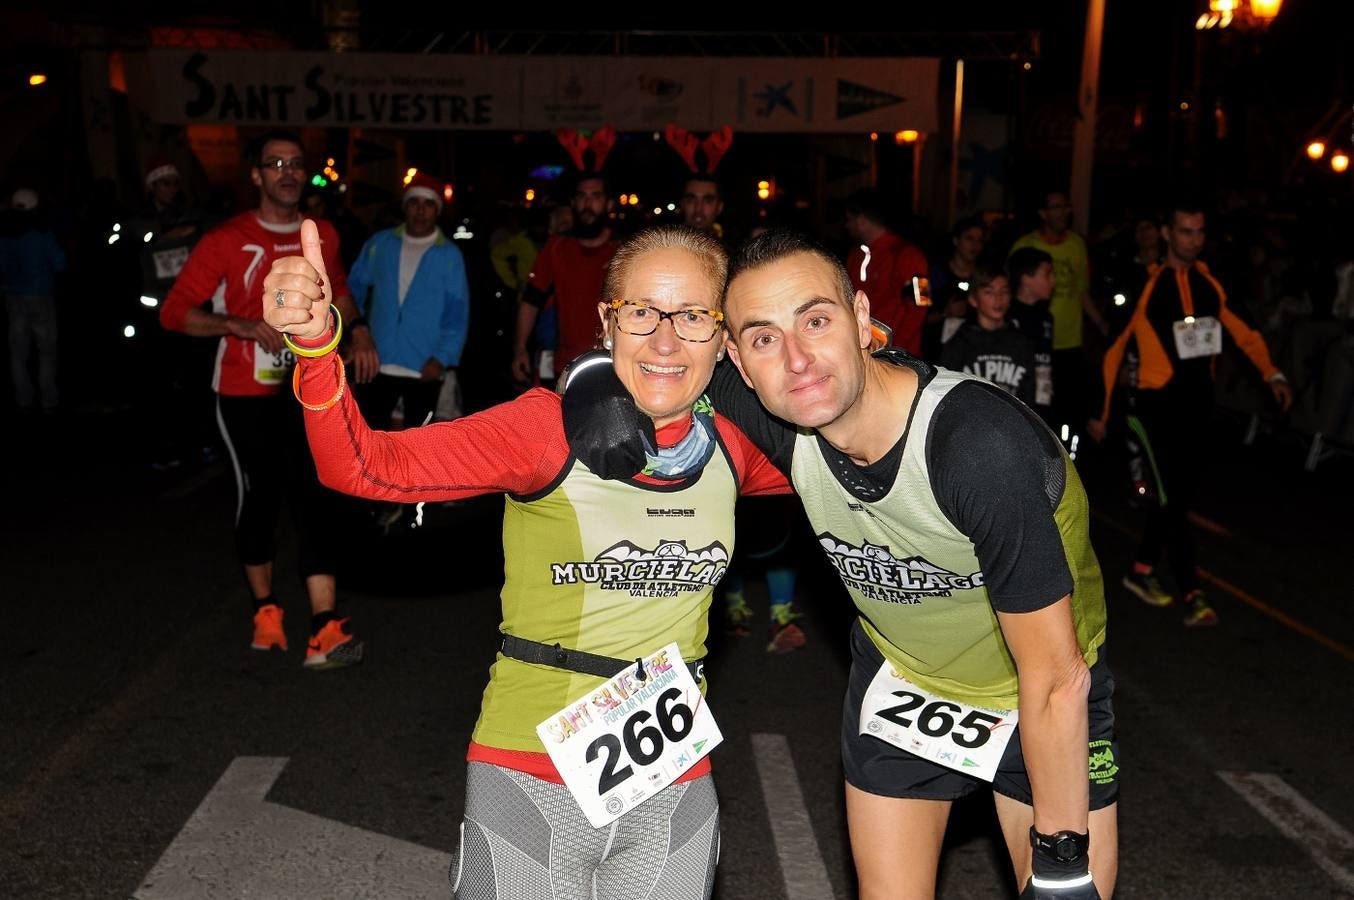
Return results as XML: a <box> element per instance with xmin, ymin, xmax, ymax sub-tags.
<box><xmin>1030</xmin><ymin>827</ymin><xmax>1089</xmax><ymax>863</ymax></box>
<box><xmin>349</xmin><ymin>316</ymin><xmax>370</xmax><ymax>331</ymax></box>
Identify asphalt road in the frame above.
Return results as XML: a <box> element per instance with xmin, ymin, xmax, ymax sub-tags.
<box><xmin>1</xmin><ymin>409</ymin><xmax>1350</xmax><ymax>899</ymax></box>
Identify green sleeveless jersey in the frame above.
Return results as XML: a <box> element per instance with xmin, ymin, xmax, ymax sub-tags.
<box><xmin>790</xmin><ymin>368</ymin><xmax>1106</xmax><ymax>709</ymax></box>
<box><xmin>473</xmin><ymin>450</ymin><xmax>738</xmax><ymax>754</ymax></box>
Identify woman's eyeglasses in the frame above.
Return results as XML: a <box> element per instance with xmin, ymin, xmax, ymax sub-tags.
<box><xmin>608</xmin><ymin>299</ymin><xmax>724</xmax><ymax>343</ymax></box>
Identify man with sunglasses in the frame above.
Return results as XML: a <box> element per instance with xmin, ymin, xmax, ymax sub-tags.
<box><xmin>160</xmin><ymin>130</ymin><xmax>372</xmax><ymax>668</ymax></box>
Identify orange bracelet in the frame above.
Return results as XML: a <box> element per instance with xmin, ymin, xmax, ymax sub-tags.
<box><xmin>292</xmin><ymin>355</ymin><xmax>346</xmax><ymax>411</ymax></box>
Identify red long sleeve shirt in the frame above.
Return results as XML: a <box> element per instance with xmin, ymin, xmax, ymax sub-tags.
<box><xmin>160</xmin><ymin>214</ymin><xmax>349</xmax><ymax>396</ymax></box>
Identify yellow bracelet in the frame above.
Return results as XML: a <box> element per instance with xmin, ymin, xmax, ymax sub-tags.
<box><xmin>292</xmin><ymin>354</ymin><xmax>346</xmax><ymax>411</ymax></box>
<box><xmin>283</xmin><ymin>305</ymin><xmax>343</xmax><ymax>358</ymax></box>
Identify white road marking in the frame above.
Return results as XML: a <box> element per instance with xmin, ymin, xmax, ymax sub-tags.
<box><xmin>135</xmin><ymin>756</ymin><xmax>450</xmax><ymax>899</ymax></box>
<box><xmin>1118</xmin><ymin>670</ymin><xmax>1354</xmax><ymax>892</ymax></box>
<box><xmin>1218</xmin><ymin>771</ymin><xmax>1354</xmax><ymax>893</ymax></box>
<box><xmin>752</xmin><ymin>733</ymin><xmax>835</xmax><ymax>900</ymax></box>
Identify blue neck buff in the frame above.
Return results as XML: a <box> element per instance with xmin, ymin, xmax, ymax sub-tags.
<box><xmin>642</xmin><ymin>396</ymin><xmax>717</xmax><ymax>480</ymax></box>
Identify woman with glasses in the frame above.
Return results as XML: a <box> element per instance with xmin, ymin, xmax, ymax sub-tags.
<box><xmin>263</xmin><ymin>222</ymin><xmax>788</xmax><ymax>899</ymax></box>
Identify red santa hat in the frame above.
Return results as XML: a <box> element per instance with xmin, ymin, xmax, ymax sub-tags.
<box><xmin>145</xmin><ymin>156</ymin><xmax>180</xmax><ymax>187</ymax></box>
<box><xmin>402</xmin><ymin>173</ymin><xmax>444</xmax><ymax>212</ymax></box>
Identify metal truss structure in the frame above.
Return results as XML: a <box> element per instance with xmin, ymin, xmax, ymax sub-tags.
<box><xmin>357</xmin><ymin>30</ymin><xmax>1040</xmax><ymax>61</ymax></box>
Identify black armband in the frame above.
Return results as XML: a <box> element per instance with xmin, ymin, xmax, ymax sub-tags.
<box><xmin>522</xmin><ymin>284</ymin><xmax>549</xmax><ymax>309</ymax></box>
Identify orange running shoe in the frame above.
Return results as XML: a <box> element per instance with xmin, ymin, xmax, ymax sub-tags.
<box><xmin>304</xmin><ymin>618</ymin><xmax>365</xmax><ymax>669</ymax></box>
<box><xmin>767</xmin><ymin>622</ymin><xmax>807</xmax><ymax>654</ymax></box>
<box><xmin>766</xmin><ymin>602</ymin><xmax>807</xmax><ymax>654</ymax></box>
<box><xmin>251</xmin><ymin>604</ymin><xmax>287</xmax><ymax>651</ymax></box>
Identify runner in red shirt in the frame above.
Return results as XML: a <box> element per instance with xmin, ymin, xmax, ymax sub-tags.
<box><xmin>844</xmin><ymin>188</ymin><xmax>930</xmax><ymax>356</ymax></box>
<box><xmin>511</xmin><ymin>173</ymin><xmax>618</xmax><ymax>382</ymax></box>
<box><xmin>160</xmin><ymin>130</ymin><xmax>377</xmax><ymax>668</ymax></box>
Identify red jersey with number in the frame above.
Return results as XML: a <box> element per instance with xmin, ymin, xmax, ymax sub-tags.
<box><xmin>160</xmin><ymin>213</ymin><xmax>349</xmax><ymax>397</ymax></box>
<box><xmin>527</xmin><ymin>234</ymin><xmax>618</xmax><ymax>370</ymax></box>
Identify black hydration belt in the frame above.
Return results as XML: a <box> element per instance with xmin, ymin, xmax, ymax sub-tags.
<box><xmin>500</xmin><ymin>634</ymin><xmax>705</xmax><ymax>684</ymax></box>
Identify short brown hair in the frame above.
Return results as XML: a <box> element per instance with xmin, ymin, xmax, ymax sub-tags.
<box><xmin>603</xmin><ymin>224</ymin><xmax>729</xmax><ymax>308</ymax></box>
<box><xmin>726</xmin><ymin>228</ymin><xmax>855</xmax><ymax>309</ymax></box>
<box><xmin>967</xmin><ymin>266</ymin><xmax>1008</xmax><ymax>295</ymax></box>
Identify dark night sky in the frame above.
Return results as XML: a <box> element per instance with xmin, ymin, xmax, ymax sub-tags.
<box><xmin>1</xmin><ymin>2</ymin><xmax>1346</xmax><ymax>220</ymax></box>
<box><xmin>6</xmin><ymin>2</ymin><xmax>1349</xmax><ymax>118</ymax></box>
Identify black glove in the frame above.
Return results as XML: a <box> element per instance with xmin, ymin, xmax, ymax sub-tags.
<box><xmin>560</xmin><ymin>350</ymin><xmax>655</xmax><ymax>480</ymax></box>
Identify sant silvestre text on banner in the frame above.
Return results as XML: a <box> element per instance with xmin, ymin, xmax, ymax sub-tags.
<box><xmin>142</xmin><ymin>50</ymin><xmax>940</xmax><ymax>134</ymax></box>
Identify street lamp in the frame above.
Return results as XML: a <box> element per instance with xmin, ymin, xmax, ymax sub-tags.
<box><xmin>1196</xmin><ymin>0</ymin><xmax>1282</xmax><ymax>29</ymax></box>
<box><xmin>1248</xmin><ymin>0</ymin><xmax>1282</xmax><ymax>25</ymax></box>
<box><xmin>1302</xmin><ymin>109</ymin><xmax>1352</xmax><ymax>171</ymax></box>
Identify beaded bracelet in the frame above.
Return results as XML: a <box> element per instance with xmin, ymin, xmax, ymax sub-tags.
<box><xmin>292</xmin><ymin>353</ymin><xmax>346</xmax><ymax>411</ymax></box>
<box><xmin>283</xmin><ymin>305</ymin><xmax>343</xmax><ymax>358</ymax></box>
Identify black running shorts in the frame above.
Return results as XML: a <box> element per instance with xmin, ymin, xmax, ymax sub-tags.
<box><xmin>841</xmin><ymin>619</ymin><xmax>1120</xmax><ymax>808</ymax></box>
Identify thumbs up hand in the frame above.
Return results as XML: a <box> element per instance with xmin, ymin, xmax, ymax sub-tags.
<box><xmin>262</xmin><ymin>219</ymin><xmax>332</xmax><ymax>342</ymax></box>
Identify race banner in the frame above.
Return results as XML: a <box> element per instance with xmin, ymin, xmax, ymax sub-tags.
<box><xmin>145</xmin><ymin>50</ymin><xmax>940</xmax><ymax>134</ymax></box>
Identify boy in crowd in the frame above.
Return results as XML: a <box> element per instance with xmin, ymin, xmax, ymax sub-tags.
<box><xmin>942</xmin><ymin>270</ymin><xmax>1038</xmax><ymax>406</ymax></box>
<box><xmin>1008</xmin><ymin>247</ymin><xmax>1057</xmax><ymax>421</ymax></box>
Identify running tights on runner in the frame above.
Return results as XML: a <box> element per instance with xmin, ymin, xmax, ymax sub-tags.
<box><xmin>452</xmin><ymin>762</ymin><xmax>719</xmax><ymax>900</ymax></box>
<box><xmin>1128</xmin><ymin>387</ymin><xmax>1207</xmax><ymax>594</ymax></box>
<box><xmin>216</xmin><ymin>393</ymin><xmax>343</xmax><ymax>578</ymax></box>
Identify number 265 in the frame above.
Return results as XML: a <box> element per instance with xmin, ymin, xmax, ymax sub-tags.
<box><xmin>876</xmin><ymin>691</ymin><xmax>1003</xmax><ymax>749</ymax></box>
